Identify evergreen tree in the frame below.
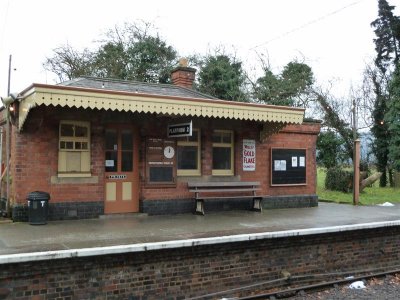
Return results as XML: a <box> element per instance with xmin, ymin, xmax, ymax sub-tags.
<box><xmin>94</xmin><ymin>41</ymin><xmax>129</xmax><ymax>80</ymax></box>
<box><xmin>281</xmin><ymin>62</ymin><xmax>314</xmax><ymax>104</ymax></box>
<box><xmin>197</xmin><ymin>54</ymin><xmax>248</xmax><ymax>101</ymax></box>
<box><xmin>370</xmin><ymin>0</ymin><xmax>400</xmax><ymax>186</ymax></box>
<box><xmin>386</xmin><ymin>63</ymin><xmax>400</xmax><ymax>171</ymax></box>
<box><xmin>253</xmin><ymin>61</ymin><xmax>314</xmax><ymax>107</ymax></box>
<box><xmin>370</xmin><ymin>88</ymin><xmax>389</xmax><ymax>186</ymax></box>
<box><xmin>126</xmin><ymin>34</ymin><xmax>177</xmax><ymax>83</ymax></box>
<box><xmin>253</xmin><ymin>69</ymin><xmax>285</xmax><ymax>105</ymax></box>
<box><xmin>371</xmin><ymin>0</ymin><xmax>400</xmax><ymax>73</ymax></box>
<box><xmin>316</xmin><ymin>130</ymin><xmax>346</xmax><ymax>169</ymax></box>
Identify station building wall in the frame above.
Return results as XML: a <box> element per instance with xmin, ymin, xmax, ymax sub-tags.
<box><xmin>8</xmin><ymin>106</ymin><xmax>320</xmax><ymax>221</ymax></box>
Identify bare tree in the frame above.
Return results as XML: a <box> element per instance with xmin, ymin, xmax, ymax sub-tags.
<box><xmin>312</xmin><ymin>84</ymin><xmax>354</xmax><ymax>162</ymax></box>
<box><xmin>43</xmin><ymin>44</ymin><xmax>95</xmax><ymax>82</ymax></box>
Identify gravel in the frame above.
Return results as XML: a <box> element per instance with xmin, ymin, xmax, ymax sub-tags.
<box><xmin>289</xmin><ymin>274</ymin><xmax>400</xmax><ymax>300</ymax></box>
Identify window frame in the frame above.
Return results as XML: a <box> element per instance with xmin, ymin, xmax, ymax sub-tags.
<box><xmin>177</xmin><ymin>129</ymin><xmax>201</xmax><ymax>176</ymax></box>
<box><xmin>58</xmin><ymin>120</ymin><xmax>91</xmax><ymax>177</ymax></box>
<box><xmin>212</xmin><ymin>130</ymin><xmax>234</xmax><ymax>176</ymax></box>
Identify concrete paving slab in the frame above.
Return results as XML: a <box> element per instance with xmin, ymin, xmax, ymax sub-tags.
<box><xmin>0</xmin><ymin>202</ymin><xmax>400</xmax><ymax>257</ymax></box>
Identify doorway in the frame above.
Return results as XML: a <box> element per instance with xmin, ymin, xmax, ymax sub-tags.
<box><xmin>104</xmin><ymin>125</ymin><xmax>139</xmax><ymax>214</ymax></box>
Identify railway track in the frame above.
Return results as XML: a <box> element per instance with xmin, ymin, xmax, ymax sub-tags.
<box><xmin>188</xmin><ymin>265</ymin><xmax>400</xmax><ymax>300</ymax></box>
<box><xmin>238</xmin><ymin>269</ymin><xmax>400</xmax><ymax>299</ymax></box>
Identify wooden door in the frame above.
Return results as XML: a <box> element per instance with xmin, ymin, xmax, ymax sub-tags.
<box><xmin>104</xmin><ymin>125</ymin><xmax>139</xmax><ymax>214</ymax></box>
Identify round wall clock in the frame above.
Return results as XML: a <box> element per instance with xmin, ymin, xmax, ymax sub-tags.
<box><xmin>164</xmin><ymin>146</ymin><xmax>175</xmax><ymax>159</ymax></box>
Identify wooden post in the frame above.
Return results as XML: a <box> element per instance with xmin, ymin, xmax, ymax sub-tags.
<box><xmin>353</xmin><ymin>139</ymin><xmax>360</xmax><ymax>205</ymax></box>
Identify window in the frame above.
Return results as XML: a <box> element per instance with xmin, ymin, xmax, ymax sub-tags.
<box><xmin>212</xmin><ymin>130</ymin><xmax>234</xmax><ymax>176</ymax></box>
<box><xmin>105</xmin><ymin>129</ymin><xmax>134</xmax><ymax>173</ymax></box>
<box><xmin>177</xmin><ymin>129</ymin><xmax>201</xmax><ymax>176</ymax></box>
<box><xmin>58</xmin><ymin>121</ymin><xmax>90</xmax><ymax>177</ymax></box>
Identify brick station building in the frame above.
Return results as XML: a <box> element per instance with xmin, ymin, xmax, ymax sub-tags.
<box><xmin>1</xmin><ymin>64</ymin><xmax>320</xmax><ymax>221</ymax></box>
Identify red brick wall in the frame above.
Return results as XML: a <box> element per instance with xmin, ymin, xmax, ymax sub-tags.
<box><xmin>10</xmin><ymin>106</ymin><xmax>320</xmax><ymax>208</ymax></box>
<box><xmin>1</xmin><ymin>226</ymin><xmax>399</xmax><ymax>299</ymax></box>
<box><xmin>264</xmin><ymin>123</ymin><xmax>320</xmax><ymax>196</ymax></box>
<box><xmin>140</xmin><ymin>121</ymin><xmax>320</xmax><ymax>202</ymax></box>
<box><xmin>10</xmin><ymin>107</ymin><xmax>105</xmax><ymax>206</ymax></box>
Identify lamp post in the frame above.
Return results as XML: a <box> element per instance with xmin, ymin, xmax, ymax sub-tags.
<box><xmin>2</xmin><ymin>55</ymin><xmax>13</xmax><ymax>216</ymax></box>
<box><xmin>7</xmin><ymin>55</ymin><xmax>12</xmax><ymax>95</ymax></box>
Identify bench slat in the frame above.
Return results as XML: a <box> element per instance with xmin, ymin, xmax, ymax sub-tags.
<box><xmin>199</xmin><ymin>195</ymin><xmax>262</xmax><ymax>200</ymax></box>
<box><xmin>188</xmin><ymin>181</ymin><xmax>260</xmax><ymax>188</ymax></box>
<box><xmin>189</xmin><ymin>188</ymin><xmax>260</xmax><ymax>193</ymax></box>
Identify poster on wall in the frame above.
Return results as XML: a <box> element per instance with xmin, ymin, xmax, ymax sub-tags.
<box><xmin>243</xmin><ymin>139</ymin><xmax>256</xmax><ymax>171</ymax></box>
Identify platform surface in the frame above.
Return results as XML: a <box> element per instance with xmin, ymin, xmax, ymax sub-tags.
<box><xmin>1</xmin><ymin>202</ymin><xmax>400</xmax><ymax>261</ymax></box>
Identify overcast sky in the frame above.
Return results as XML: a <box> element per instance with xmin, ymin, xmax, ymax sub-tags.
<box><xmin>0</xmin><ymin>0</ymin><xmax>398</xmax><ymax>97</ymax></box>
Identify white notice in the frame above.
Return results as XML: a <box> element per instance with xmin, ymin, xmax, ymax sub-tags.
<box><xmin>105</xmin><ymin>160</ymin><xmax>114</xmax><ymax>167</ymax></box>
<box><xmin>292</xmin><ymin>156</ymin><xmax>298</xmax><ymax>167</ymax></box>
<box><xmin>280</xmin><ymin>160</ymin><xmax>286</xmax><ymax>171</ymax></box>
<box><xmin>299</xmin><ymin>156</ymin><xmax>305</xmax><ymax>167</ymax></box>
<box><xmin>275</xmin><ymin>160</ymin><xmax>287</xmax><ymax>171</ymax></box>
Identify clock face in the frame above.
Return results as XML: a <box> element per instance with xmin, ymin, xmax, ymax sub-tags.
<box><xmin>164</xmin><ymin>146</ymin><xmax>175</xmax><ymax>159</ymax></box>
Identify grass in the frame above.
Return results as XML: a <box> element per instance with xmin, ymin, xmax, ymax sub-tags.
<box><xmin>317</xmin><ymin>168</ymin><xmax>400</xmax><ymax>205</ymax></box>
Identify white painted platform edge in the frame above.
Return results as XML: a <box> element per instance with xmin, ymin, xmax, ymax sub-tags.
<box><xmin>1</xmin><ymin>220</ymin><xmax>400</xmax><ymax>264</ymax></box>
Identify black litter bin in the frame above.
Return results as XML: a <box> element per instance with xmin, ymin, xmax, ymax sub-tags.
<box><xmin>27</xmin><ymin>191</ymin><xmax>50</xmax><ymax>225</ymax></box>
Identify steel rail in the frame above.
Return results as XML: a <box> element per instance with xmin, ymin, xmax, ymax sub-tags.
<box><xmin>187</xmin><ymin>265</ymin><xmax>400</xmax><ymax>300</ymax></box>
<box><xmin>238</xmin><ymin>269</ymin><xmax>400</xmax><ymax>300</ymax></box>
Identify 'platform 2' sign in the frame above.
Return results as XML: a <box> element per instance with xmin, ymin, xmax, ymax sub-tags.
<box><xmin>167</xmin><ymin>121</ymin><xmax>192</xmax><ymax>137</ymax></box>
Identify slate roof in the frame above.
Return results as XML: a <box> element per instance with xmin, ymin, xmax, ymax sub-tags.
<box><xmin>18</xmin><ymin>78</ymin><xmax>305</xmax><ymax>131</ymax></box>
<box><xmin>58</xmin><ymin>77</ymin><xmax>217</xmax><ymax>100</ymax></box>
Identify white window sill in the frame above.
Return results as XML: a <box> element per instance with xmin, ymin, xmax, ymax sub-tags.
<box><xmin>57</xmin><ymin>173</ymin><xmax>92</xmax><ymax>178</ymax></box>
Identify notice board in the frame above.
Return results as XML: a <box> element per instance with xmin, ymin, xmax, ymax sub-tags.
<box><xmin>146</xmin><ymin>137</ymin><xmax>176</xmax><ymax>185</ymax></box>
<box><xmin>271</xmin><ymin>148</ymin><xmax>306</xmax><ymax>185</ymax></box>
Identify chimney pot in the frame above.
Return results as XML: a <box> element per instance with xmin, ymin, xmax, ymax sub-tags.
<box><xmin>179</xmin><ymin>58</ymin><xmax>188</xmax><ymax>67</ymax></box>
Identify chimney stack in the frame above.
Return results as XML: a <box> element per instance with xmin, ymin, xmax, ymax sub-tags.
<box><xmin>171</xmin><ymin>58</ymin><xmax>196</xmax><ymax>89</ymax></box>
